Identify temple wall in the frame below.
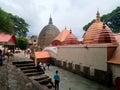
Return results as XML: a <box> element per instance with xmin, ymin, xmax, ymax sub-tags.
<box><xmin>57</xmin><ymin>46</ymin><xmax>107</xmax><ymax>71</ymax></box>
<box><xmin>110</xmin><ymin>64</ymin><xmax>120</xmax><ymax>83</ymax></box>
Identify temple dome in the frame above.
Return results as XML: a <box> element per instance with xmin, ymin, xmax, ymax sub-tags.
<box><xmin>83</xmin><ymin>11</ymin><xmax>111</xmax><ymax>44</ymax></box>
<box><xmin>51</xmin><ymin>28</ymin><xmax>80</xmax><ymax>46</ymax></box>
<box><xmin>38</xmin><ymin>16</ymin><xmax>60</xmax><ymax>49</ymax></box>
<box><xmin>51</xmin><ymin>28</ymin><xmax>69</xmax><ymax>46</ymax></box>
<box><xmin>64</xmin><ymin>30</ymin><xmax>80</xmax><ymax>45</ymax></box>
<box><xmin>94</xmin><ymin>23</ymin><xmax>117</xmax><ymax>44</ymax></box>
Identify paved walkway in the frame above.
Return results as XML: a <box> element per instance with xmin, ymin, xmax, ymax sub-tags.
<box><xmin>45</xmin><ymin>66</ymin><xmax>115</xmax><ymax>90</ymax></box>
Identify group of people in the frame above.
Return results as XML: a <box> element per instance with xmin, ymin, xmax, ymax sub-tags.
<box><xmin>37</xmin><ymin>62</ymin><xmax>51</xmax><ymax>73</ymax></box>
<box><xmin>36</xmin><ymin>61</ymin><xmax>60</xmax><ymax>90</ymax></box>
<box><xmin>0</xmin><ymin>48</ymin><xmax>14</xmax><ymax>66</ymax></box>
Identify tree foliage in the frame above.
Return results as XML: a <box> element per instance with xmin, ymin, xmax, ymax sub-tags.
<box><xmin>0</xmin><ymin>8</ymin><xmax>29</xmax><ymax>37</ymax></box>
<box><xmin>83</xmin><ymin>7</ymin><xmax>120</xmax><ymax>33</ymax></box>
<box><xmin>17</xmin><ymin>37</ymin><xmax>29</xmax><ymax>50</ymax></box>
<box><xmin>0</xmin><ymin>8</ymin><xmax>14</xmax><ymax>34</ymax></box>
<box><xmin>9</xmin><ymin>14</ymin><xmax>29</xmax><ymax>37</ymax></box>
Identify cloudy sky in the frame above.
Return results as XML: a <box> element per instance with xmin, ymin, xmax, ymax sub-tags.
<box><xmin>0</xmin><ymin>0</ymin><xmax>120</xmax><ymax>39</ymax></box>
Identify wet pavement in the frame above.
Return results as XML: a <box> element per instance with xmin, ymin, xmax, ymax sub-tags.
<box><xmin>45</xmin><ymin>66</ymin><xmax>115</xmax><ymax>90</ymax></box>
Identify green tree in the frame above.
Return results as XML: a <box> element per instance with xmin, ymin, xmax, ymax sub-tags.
<box><xmin>17</xmin><ymin>37</ymin><xmax>29</xmax><ymax>50</ymax></box>
<box><xmin>0</xmin><ymin>8</ymin><xmax>14</xmax><ymax>34</ymax></box>
<box><xmin>9</xmin><ymin>14</ymin><xmax>29</xmax><ymax>37</ymax></box>
<box><xmin>83</xmin><ymin>20</ymin><xmax>95</xmax><ymax>31</ymax></box>
<box><xmin>0</xmin><ymin>8</ymin><xmax>29</xmax><ymax>36</ymax></box>
<box><xmin>83</xmin><ymin>7</ymin><xmax>120</xmax><ymax>33</ymax></box>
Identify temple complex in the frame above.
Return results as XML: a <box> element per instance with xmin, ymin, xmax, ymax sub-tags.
<box><xmin>35</xmin><ymin>11</ymin><xmax>120</xmax><ymax>86</ymax></box>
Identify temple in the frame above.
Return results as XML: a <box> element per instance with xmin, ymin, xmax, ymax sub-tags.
<box><xmin>36</xmin><ymin>11</ymin><xmax>120</xmax><ymax>85</ymax></box>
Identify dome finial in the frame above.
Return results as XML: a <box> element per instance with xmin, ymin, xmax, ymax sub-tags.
<box><xmin>65</xmin><ymin>26</ymin><xmax>67</xmax><ymax>29</ymax></box>
<box><xmin>96</xmin><ymin>10</ymin><xmax>100</xmax><ymax>22</ymax></box>
<box><xmin>49</xmin><ymin>14</ymin><xmax>53</xmax><ymax>24</ymax></box>
<box><xmin>70</xmin><ymin>28</ymin><xmax>72</xmax><ymax>34</ymax></box>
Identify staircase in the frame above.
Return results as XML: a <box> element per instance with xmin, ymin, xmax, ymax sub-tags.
<box><xmin>12</xmin><ymin>61</ymin><xmax>53</xmax><ymax>89</ymax></box>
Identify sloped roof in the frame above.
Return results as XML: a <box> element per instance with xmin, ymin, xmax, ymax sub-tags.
<box><xmin>52</xmin><ymin>29</ymin><xmax>70</xmax><ymax>42</ymax></box>
<box><xmin>64</xmin><ymin>30</ymin><xmax>80</xmax><ymax>45</ymax></box>
<box><xmin>108</xmin><ymin>34</ymin><xmax>120</xmax><ymax>64</ymax></box>
<box><xmin>0</xmin><ymin>33</ymin><xmax>17</xmax><ymax>45</ymax></box>
<box><xmin>94</xmin><ymin>24</ymin><xmax>117</xmax><ymax>44</ymax></box>
<box><xmin>34</xmin><ymin>51</ymin><xmax>51</xmax><ymax>59</ymax></box>
<box><xmin>108</xmin><ymin>46</ymin><xmax>120</xmax><ymax>64</ymax></box>
<box><xmin>114</xmin><ymin>33</ymin><xmax>120</xmax><ymax>44</ymax></box>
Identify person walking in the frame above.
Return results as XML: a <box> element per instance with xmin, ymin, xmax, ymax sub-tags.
<box><xmin>54</xmin><ymin>70</ymin><xmax>60</xmax><ymax>90</ymax></box>
<box><xmin>47</xmin><ymin>63</ymin><xmax>50</xmax><ymax>69</ymax></box>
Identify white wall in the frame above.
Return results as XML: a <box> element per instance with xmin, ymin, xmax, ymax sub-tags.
<box><xmin>57</xmin><ymin>46</ymin><xmax>107</xmax><ymax>71</ymax></box>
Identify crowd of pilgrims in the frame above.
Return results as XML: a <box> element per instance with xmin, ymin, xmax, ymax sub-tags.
<box><xmin>0</xmin><ymin>47</ymin><xmax>14</xmax><ymax>65</ymax></box>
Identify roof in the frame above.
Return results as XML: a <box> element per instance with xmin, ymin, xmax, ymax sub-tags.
<box><xmin>94</xmin><ymin>24</ymin><xmax>117</xmax><ymax>44</ymax></box>
<box><xmin>34</xmin><ymin>51</ymin><xmax>51</xmax><ymax>59</ymax></box>
<box><xmin>108</xmin><ymin>34</ymin><xmax>120</xmax><ymax>65</ymax></box>
<box><xmin>0</xmin><ymin>33</ymin><xmax>17</xmax><ymax>45</ymax></box>
<box><xmin>64</xmin><ymin>30</ymin><xmax>80</xmax><ymax>45</ymax></box>
<box><xmin>108</xmin><ymin>46</ymin><xmax>120</xmax><ymax>65</ymax></box>
<box><xmin>53</xmin><ymin>29</ymin><xmax>70</xmax><ymax>42</ymax></box>
<box><xmin>83</xmin><ymin>11</ymin><xmax>111</xmax><ymax>44</ymax></box>
<box><xmin>114</xmin><ymin>33</ymin><xmax>120</xmax><ymax>45</ymax></box>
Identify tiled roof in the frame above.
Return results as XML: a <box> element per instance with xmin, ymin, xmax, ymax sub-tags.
<box><xmin>0</xmin><ymin>33</ymin><xmax>17</xmax><ymax>45</ymax></box>
<box><xmin>34</xmin><ymin>51</ymin><xmax>51</xmax><ymax>59</ymax></box>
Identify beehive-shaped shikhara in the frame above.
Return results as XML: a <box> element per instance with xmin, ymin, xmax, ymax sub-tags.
<box><xmin>38</xmin><ymin>16</ymin><xmax>60</xmax><ymax>49</ymax></box>
<box><xmin>64</xmin><ymin>30</ymin><xmax>80</xmax><ymax>45</ymax></box>
<box><xmin>94</xmin><ymin>23</ymin><xmax>117</xmax><ymax>44</ymax></box>
<box><xmin>83</xmin><ymin>11</ymin><xmax>111</xmax><ymax>44</ymax></box>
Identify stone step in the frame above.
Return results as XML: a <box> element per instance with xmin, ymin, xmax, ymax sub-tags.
<box><xmin>15</xmin><ymin>63</ymin><xmax>35</xmax><ymax>67</ymax></box>
<box><xmin>34</xmin><ymin>75</ymin><xmax>49</xmax><ymax>81</ymax></box>
<box><xmin>12</xmin><ymin>61</ymin><xmax>34</xmax><ymax>65</ymax></box>
<box><xmin>47</xmin><ymin>83</ymin><xmax>54</xmax><ymax>89</ymax></box>
<box><xmin>25</xmin><ymin>72</ymin><xmax>44</xmax><ymax>77</ymax></box>
<box><xmin>22</xmin><ymin>69</ymin><xmax>39</xmax><ymax>73</ymax></box>
<box><xmin>20</xmin><ymin>66</ymin><xmax>37</xmax><ymax>70</ymax></box>
<box><xmin>39</xmin><ymin>78</ymin><xmax>52</xmax><ymax>85</ymax></box>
